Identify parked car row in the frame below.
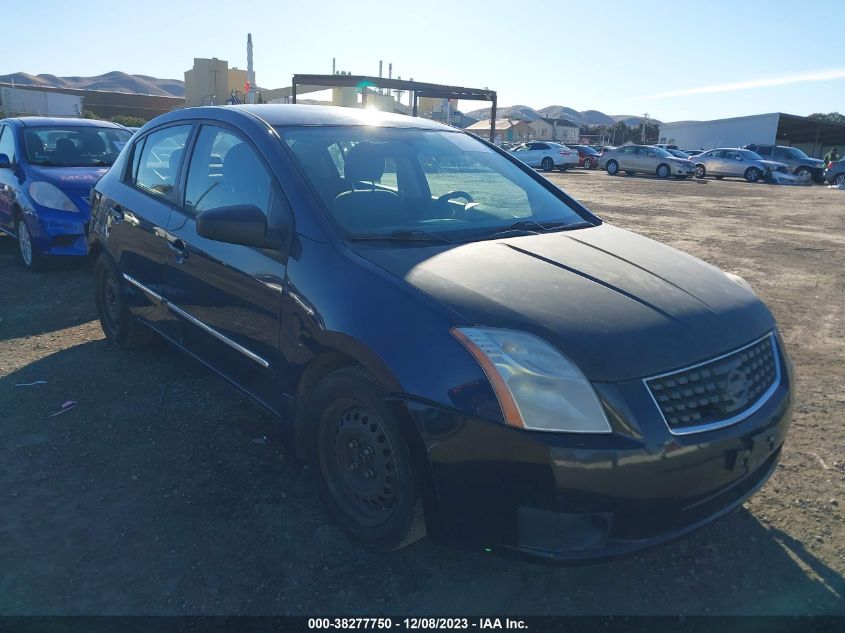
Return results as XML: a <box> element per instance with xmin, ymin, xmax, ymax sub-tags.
<box><xmin>0</xmin><ymin>107</ymin><xmax>794</xmax><ymax>563</ymax></box>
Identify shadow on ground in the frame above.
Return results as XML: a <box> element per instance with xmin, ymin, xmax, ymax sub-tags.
<box><xmin>1</xmin><ymin>341</ymin><xmax>843</xmax><ymax>616</ymax></box>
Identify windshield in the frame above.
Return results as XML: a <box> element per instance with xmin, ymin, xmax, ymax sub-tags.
<box><xmin>785</xmin><ymin>147</ymin><xmax>809</xmax><ymax>159</ymax></box>
<box><xmin>651</xmin><ymin>147</ymin><xmax>674</xmax><ymax>157</ymax></box>
<box><xmin>24</xmin><ymin>126</ymin><xmax>133</xmax><ymax>167</ymax></box>
<box><xmin>279</xmin><ymin>126</ymin><xmax>592</xmax><ymax>243</ymax></box>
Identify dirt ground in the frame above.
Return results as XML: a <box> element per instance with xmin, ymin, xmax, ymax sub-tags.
<box><xmin>1</xmin><ymin>169</ymin><xmax>843</xmax><ymax>616</ymax></box>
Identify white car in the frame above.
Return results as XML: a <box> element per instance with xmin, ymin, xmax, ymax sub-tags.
<box><xmin>509</xmin><ymin>141</ymin><xmax>579</xmax><ymax>171</ymax></box>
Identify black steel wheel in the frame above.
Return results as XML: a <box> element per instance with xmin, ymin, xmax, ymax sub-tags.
<box><xmin>95</xmin><ymin>253</ymin><xmax>154</xmax><ymax>348</ymax></box>
<box><xmin>311</xmin><ymin>366</ymin><xmax>426</xmax><ymax>550</ymax></box>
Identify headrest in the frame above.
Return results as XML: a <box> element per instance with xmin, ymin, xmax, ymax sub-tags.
<box><xmin>168</xmin><ymin>148</ymin><xmax>184</xmax><ymax>171</ymax></box>
<box><xmin>345</xmin><ymin>142</ymin><xmax>386</xmax><ymax>183</ymax></box>
<box><xmin>222</xmin><ymin>143</ymin><xmax>255</xmax><ymax>182</ymax></box>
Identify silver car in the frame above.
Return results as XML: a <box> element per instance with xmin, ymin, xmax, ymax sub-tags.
<box><xmin>598</xmin><ymin>144</ymin><xmax>695</xmax><ymax>178</ymax></box>
<box><xmin>693</xmin><ymin>148</ymin><xmax>788</xmax><ymax>183</ymax></box>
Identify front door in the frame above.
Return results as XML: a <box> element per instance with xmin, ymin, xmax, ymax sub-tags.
<box><xmin>164</xmin><ymin>123</ymin><xmax>290</xmax><ymax>413</ymax></box>
<box><xmin>0</xmin><ymin>124</ymin><xmax>18</xmax><ymax>231</ymax></box>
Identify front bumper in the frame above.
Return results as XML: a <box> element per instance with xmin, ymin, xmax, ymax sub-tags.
<box><xmin>405</xmin><ymin>342</ymin><xmax>793</xmax><ymax>561</ymax></box>
<box><xmin>23</xmin><ymin>204</ymin><xmax>89</xmax><ymax>257</ymax></box>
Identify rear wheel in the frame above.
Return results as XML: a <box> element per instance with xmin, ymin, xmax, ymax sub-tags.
<box><xmin>583</xmin><ymin>157</ymin><xmax>594</xmax><ymax>169</ymax></box>
<box><xmin>795</xmin><ymin>167</ymin><xmax>812</xmax><ymax>182</ymax></box>
<box><xmin>606</xmin><ymin>160</ymin><xmax>619</xmax><ymax>175</ymax></box>
<box><xmin>656</xmin><ymin>163</ymin><xmax>671</xmax><ymax>178</ymax></box>
<box><xmin>834</xmin><ymin>173</ymin><xmax>845</xmax><ymax>186</ymax></box>
<box><xmin>95</xmin><ymin>253</ymin><xmax>154</xmax><ymax>348</ymax></box>
<box><xmin>311</xmin><ymin>366</ymin><xmax>426</xmax><ymax>550</ymax></box>
<box><xmin>744</xmin><ymin>167</ymin><xmax>762</xmax><ymax>183</ymax></box>
<box><xmin>541</xmin><ymin>157</ymin><xmax>555</xmax><ymax>172</ymax></box>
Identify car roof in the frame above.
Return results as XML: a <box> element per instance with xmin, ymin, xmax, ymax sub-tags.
<box><xmin>7</xmin><ymin>117</ymin><xmax>126</xmax><ymax>128</ymax></box>
<box><xmin>175</xmin><ymin>104</ymin><xmax>451</xmax><ymax>131</ymax></box>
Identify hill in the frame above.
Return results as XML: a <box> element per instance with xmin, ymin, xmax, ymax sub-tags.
<box><xmin>0</xmin><ymin>71</ymin><xmax>185</xmax><ymax>97</ymax></box>
<box><xmin>465</xmin><ymin>104</ymin><xmax>661</xmax><ymax>127</ymax></box>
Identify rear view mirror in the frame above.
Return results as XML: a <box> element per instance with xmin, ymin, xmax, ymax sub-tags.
<box><xmin>0</xmin><ymin>153</ymin><xmax>11</xmax><ymax>169</ymax></box>
<box><xmin>196</xmin><ymin>204</ymin><xmax>288</xmax><ymax>250</ymax></box>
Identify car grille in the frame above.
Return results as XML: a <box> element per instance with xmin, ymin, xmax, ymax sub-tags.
<box><xmin>645</xmin><ymin>333</ymin><xmax>780</xmax><ymax>434</ymax></box>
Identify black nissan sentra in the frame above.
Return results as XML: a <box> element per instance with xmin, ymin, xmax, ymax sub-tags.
<box><xmin>88</xmin><ymin>105</ymin><xmax>792</xmax><ymax>560</ymax></box>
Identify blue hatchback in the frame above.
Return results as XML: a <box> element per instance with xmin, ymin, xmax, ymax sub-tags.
<box><xmin>0</xmin><ymin>117</ymin><xmax>132</xmax><ymax>269</ymax></box>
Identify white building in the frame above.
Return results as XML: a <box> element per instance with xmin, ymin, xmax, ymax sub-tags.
<box><xmin>528</xmin><ymin>117</ymin><xmax>579</xmax><ymax>143</ymax></box>
<box><xmin>0</xmin><ymin>85</ymin><xmax>82</xmax><ymax>117</ymax></box>
<box><xmin>659</xmin><ymin>113</ymin><xmax>845</xmax><ymax>158</ymax></box>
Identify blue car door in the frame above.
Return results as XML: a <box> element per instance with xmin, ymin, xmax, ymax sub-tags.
<box><xmin>106</xmin><ymin>123</ymin><xmax>193</xmax><ymax>333</ymax></box>
<box><xmin>0</xmin><ymin>123</ymin><xmax>18</xmax><ymax>231</ymax></box>
<box><xmin>163</xmin><ymin>123</ymin><xmax>290</xmax><ymax>413</ymax></box>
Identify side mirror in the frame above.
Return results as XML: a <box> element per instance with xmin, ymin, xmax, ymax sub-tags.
<box><xmin>0</xmin><ymin>153</ymin><xmax>11</xmax><ymax>169</ymax></box>
<box><xmin>196</xmin><ymin>204</ymin><xmax>289</xmax><ymax>250</ymax></box>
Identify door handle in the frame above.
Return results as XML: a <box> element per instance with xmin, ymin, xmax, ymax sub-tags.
<box><xmin>168</xmin><ymin>238</ymin><xmax>190</xmax><ymax>262</ymax></box>
<box><xmin>108</xmin><ymin>205</ymin><xmax>124</xmax><ymax>222</ymax></box>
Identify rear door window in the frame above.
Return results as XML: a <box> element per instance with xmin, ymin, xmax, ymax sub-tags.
<box><xmin>133</xmin><ymin>125</ymin><xmax>192</xmax><ymax>198</ymax></box>
<box><xmin>0</xmin><ymin>125</ymin><xmax>16</xmax><ymax>163</ymax></box>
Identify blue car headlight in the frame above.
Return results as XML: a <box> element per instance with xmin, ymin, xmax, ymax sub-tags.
<box><xmin>29</xmin><ymin>182</ymin><xmax>79</xmax><ymax>212</ymax></box>
<box><xmin>452</xmin><ymin>327</ymin><xmax>612</xmax><ymax>433</ymax></box>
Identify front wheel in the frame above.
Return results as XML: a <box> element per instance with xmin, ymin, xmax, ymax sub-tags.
<box><xmin>745</xmin><ymin>167</ymin><xmax>762</xmax><ymax>183</ymax></box>
<box><xmin>16</xmin><ymin>217</ymin><xmax>44</xmax><ymax>271</ymax></box>
<box><xmin>605</xmin><ymin>160</ymin><xmax>619</xmax><ymax>175</ymax></box>
<box><xmin>795</xmin><ymin>167</ymin><xmax>812</xmax><ymax>182</ymax></box>
<box><xmin>834</xmin><ymin>173</ymin><xmax>845</xmax><ymax>186</ymax></box>
<box><xmin>694</xmin><ymin>165</ymin><xmax>706</xmax><ymax>179</ymax></box>
<box><xmin>311</xmin><ymin>366</ymin><xmax>426</xmax><ymax>550</ymax></box>
<box><xmin>583</xmin><ymin>158</ymin><xmax>594</xmax><ymax>169</ymax></box>
<box><xmin>541</xmin><ymin>157</ymin><xmax>555</xmax><ymax>172</ymax></box>
<box><xmin>656</xmin><ymin>163</ymin><xmax>671</xmax><ymax>178</ymax></box>
<box><xmin>95</xmin><ymin>253</ymin><xmax>154</xmax><ymax>348</ymax></box>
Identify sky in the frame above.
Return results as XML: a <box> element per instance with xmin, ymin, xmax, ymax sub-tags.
<box><xmin>4</xmin><ymin>0</ymin><xmax>844</xmax><ymax>122</ymax></box>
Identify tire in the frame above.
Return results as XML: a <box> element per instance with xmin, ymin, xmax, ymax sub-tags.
<box><xmin>583</xmin><ymin>158</ymin><xmax>594</xmax><ymax>169</ymax></box>
<box><xmin>541</xmin><ymin>157</ymin><xmax>555</xmax><ymax>172</ymax></box>
<box><xmin>310</xmin><ymin>366</ymin><xmax>426</xmax><ymax>551</ymax></box>
<box><xmin>605</xmin><ymin>160</ymin><xmax>619</xmax><ymax>175</ymax></box>
<box><xmin>795</xmin><ymin>167</ymin><xmax>812</xmax><ymax>182</ymax></box>
<box><xmin>95</xmin><ymin>253</ymin><xmax>154</xmax><ymax>348</ymax></box>
<box><xmin>656</xmin><ymin>163</ymin><xmax>671</xmax><ymax>179</ymax></box>
<box><xmin>834</xmin><ymin>173</ymin><xmax>845</xmax><ymax>186</ymax></box>
<box><xmin>744</xmin><ymin>167</ymin><xmax>762</xmax><ymax>183</ymax></box>
<box><xmin>16</xmin><ymin>216</ymin><xmax>44</xmax><ymax>271</ymax></box>
<box><xmin>694</xmin><ymin>165</ymin><xmax>706</xmax><ymax>179</ymax></box>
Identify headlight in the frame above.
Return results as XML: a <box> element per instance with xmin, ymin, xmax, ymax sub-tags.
<box><xmin>28</xmin><ymin>181</ymin><xmax>78</xmax><ymax>212</ymax></box>
<box><xmin>452</xmin><ymin>327</ymin><xmax>612</xmax><ymax>433</ymax></box>
<box><xmin>725</xmin><ymin>272</ymin><xmax>756</xmax><ymax>295</ymax></box>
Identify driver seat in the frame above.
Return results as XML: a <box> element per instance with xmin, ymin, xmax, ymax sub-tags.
<box><xmin>333</xmin><ymin>142</ymin><xmax>400</xmax><ymax>234</ymax></box>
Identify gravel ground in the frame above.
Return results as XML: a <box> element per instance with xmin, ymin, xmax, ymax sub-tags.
<box><xmin>1</xmin><ymin>169</ymin><xmax>843</xmax><ymax>615</ymax></box>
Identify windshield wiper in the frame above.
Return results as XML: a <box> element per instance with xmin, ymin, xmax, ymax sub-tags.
<box><xmin>484</xmin><ymin>219</ymin><xmax>592</xmax><ymax>240</ymax></box>
<box><xmin>349</xmin><ymin>229</ymin><xmax>452</xmax><ymax>244</ymax></box>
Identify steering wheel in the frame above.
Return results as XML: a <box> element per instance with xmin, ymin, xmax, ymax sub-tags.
<box><xmin>436</xmin><ymin>190</ymin><xmax>475</xmax><ymax>206</ymax></box>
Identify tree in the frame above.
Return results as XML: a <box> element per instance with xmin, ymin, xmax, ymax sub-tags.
<box><xmin>808</xmin><ymin>112</ymin><xmax>845</xmax><ymax>124</ymax></box>
<box><xmin>111</xmin><ymin>115</ymin><xmax>147</xmax><ymax>127</ymax></box>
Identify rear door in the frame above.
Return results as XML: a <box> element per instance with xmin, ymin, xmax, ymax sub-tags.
<box><xmin>164</xmin><ymin>122</ymin><xmax>291</xmax><ymax>412</ymax></box>
<box><xmin>99</xmin><ymin>123</ymin><xmax>193</xmax><ymax>331</ymax></box>
<box><xmin>616</xmin><ymin>146</ymin><xmax>638</xmax><ymax>170</ymax></box>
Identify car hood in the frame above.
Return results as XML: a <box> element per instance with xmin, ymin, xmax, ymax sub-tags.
<box><xmin>357</xmin><ymin>224</ymin><xmax>775</xmax><ymax>382</ymax></box>
<box><xmin>26</xmin><ymin>164</ymin><xmax>110</xmax><ymax>191</ymax></box>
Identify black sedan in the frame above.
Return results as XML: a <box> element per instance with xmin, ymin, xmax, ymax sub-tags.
<box><xmin>87</xmin><ymin>104</ymin><xmax>793</xmax><ymax>560</ymax></box>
